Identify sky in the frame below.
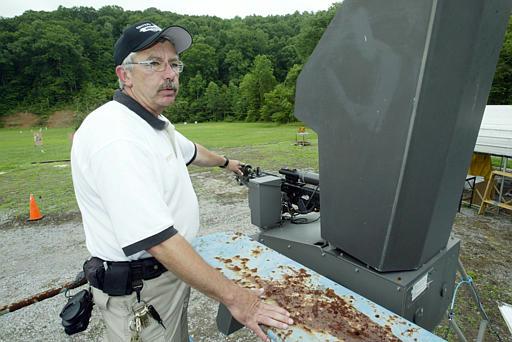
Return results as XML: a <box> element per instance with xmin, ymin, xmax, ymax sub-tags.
<box><xmin>3</xmin><ymin>0</ymin><xmax>337</xmax><ymax>19</ymax></box>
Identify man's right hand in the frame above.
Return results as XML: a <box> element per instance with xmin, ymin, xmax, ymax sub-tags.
<box><xmin>148</xmin><ymin>234</ymin><xmax>293</xmax><ymax>341</ymax></box>
<box><xmin>225</xmin><ymin>286</ymin><xmax>293</xmax><ymax>342</ymax></box>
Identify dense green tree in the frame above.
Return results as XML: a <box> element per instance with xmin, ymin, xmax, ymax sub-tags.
<box><xmin>284</xmin><ymin>64</ymin><xmax>302</xmax><ymax>87</ymax></box>
<box><xmin>273</xmin><ymin>44</ymin><xmax>301</xmax><ymax>81</ymax></box>
<box><xmin>238</xmin><ymin>73</ymin><xmax>257</xmax><ymax>121</ymax></box>
<box><xmin>260</xmin><ymin>84</ymin><xmax>293</xmax><ymax>123</ymax></box>
<box><xmin>225</xmin><ymin>26</ymin><xmax>269</xmax><ymax>61</ymax></box>
<box><xmin>164</xmin><ymin>98</ymin><xmax>190</xmax><ymax>123</ymax></box>
<box><xmin>204</xmin><ymin>81</ymin><xmax>221</xmax><ymax>121</ymax></box>
<box><xmin>181</xmin><ymin>42</ymin><xmax>218</xmax><ymax>85</ymax></box>
<box><xmin>0</xmin><ymin>3</ymin><xmax>510</xmax><ymax>123</ymax></box>
<box><xmin>226</xmin><ymin>81</ymin><xmax>242</xmax><ymax>121</ymax></box>
<box><xmin>6</xmin><ymin>20</ymin><xmax>88</xmax><ymax>109</ymax></box>
<box><xmin>184</xmin><ymin>73</ymin><xmax>208</xmax><ymax>121</ymax></box>
<box><xmin>217</xmin><ymin>84</ymin><xmax>235</xmax><ymax>121</ymax></box>
<box><xmin>489</xmin><ymin>17</ymin><xmax>512</xmax><ymax>104</ymax></box>
<box><xmin>260</xmin><ymin>64</ymin><xmax>301</xmax><ymax>123</ymax></box>
<box><xmin>185</xmin><ymin>73</ymin><xmax>206</xmax><ymax>100</ymax></box>
<box><xmin>292</xmin><ymin>4</ymin><xmax>339</xmax><ymax>63</ymax></box>
<box><xmin>0</xmin><ymin>29</ymin><xmax>17</xmax><ymax>113</ymax></box>
<box><xmin>223</xmin><ymin>49</ymin><xmax>250</xmax><ymax>84</ymax></box>
<box><xmin>239</xmin><ymin>55</ymin><xmax>277</xmax><ymax>121</ymax></box>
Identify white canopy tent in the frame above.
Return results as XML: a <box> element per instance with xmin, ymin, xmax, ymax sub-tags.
<box><xmin>472</xmin><ymin>105</ymin><xmax>511</xmax><ymax>214</ymax></box>
<box><xmin>475</xmin><ymin>105</ymin><xmax>512</xmax><ymax>158</ymax></box>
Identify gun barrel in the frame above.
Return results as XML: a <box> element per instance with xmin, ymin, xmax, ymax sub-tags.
<box><xmin>279</xmin><ymin>168</ymin><xmax>319</xmax><ymax>186</ymax></box>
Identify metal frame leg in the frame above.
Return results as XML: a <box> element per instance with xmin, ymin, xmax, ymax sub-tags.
<box><xmin>477</xmin><ymin>320</ymin><xmax>488</xmax><ymax>342</ymax></box>
<box><xmin>447</xmin><ymin>259</ymin><xmax>492</xmax><ymax>342</ymax></box>
<box><xmin>449</xmin><ymin>317</ymin><xmax>468</xmax><ymax>342</ymax></box>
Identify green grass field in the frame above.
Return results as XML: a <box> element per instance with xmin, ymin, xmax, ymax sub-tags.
<box><xmin>0</xmin><ymin>123</ymin><xmax>319</xmax><ymax>222</ymax></box>
<box><xmin>1</xmin><ymin>122</ymin><xmax>510</xmax><ymax>223</ymax></box>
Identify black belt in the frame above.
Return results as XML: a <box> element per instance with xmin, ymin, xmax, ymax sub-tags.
<box><xmin>83</xmin><ymin>257</ymin><xmax>167</xmax><ymax>298</ymax></box>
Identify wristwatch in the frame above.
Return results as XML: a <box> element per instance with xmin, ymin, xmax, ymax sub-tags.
<box><xmin>220</xmin><ymin>156</ymin><xmax>229</xmax><ymax>168</ymax></box>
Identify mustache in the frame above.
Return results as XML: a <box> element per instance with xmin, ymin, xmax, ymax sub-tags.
<box><xmin>159</xmin><ymin>80</ymin><xmax>178</xmax><ymax>91</ymax></box>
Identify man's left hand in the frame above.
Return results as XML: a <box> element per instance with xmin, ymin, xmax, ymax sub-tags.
<box><xmin>226</xmin><ymin>159</ymin><xmax>243</xmax><ymax>176</ymax></box>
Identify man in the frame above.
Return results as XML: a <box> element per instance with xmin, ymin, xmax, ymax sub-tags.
<box><xmin>71</xmin><ymin>21</ymin><xmax>292</xmax><ymax>342</ymax></box>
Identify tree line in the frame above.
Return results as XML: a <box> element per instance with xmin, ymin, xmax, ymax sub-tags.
<box><xmin>0</xmin><ymin>5</ymin><xmax>510</xmax><ymax>126</ymax></box>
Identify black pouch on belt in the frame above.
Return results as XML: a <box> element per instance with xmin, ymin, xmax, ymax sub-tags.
<box><xmin>83</xmin><ymin>257</ymin><xmax>105</xmax><ymax>290</ymax></box>
<box><xmin>102</xmin><ymin>262</ymin><xmax>132</xmax><ymax>296</ymax></box>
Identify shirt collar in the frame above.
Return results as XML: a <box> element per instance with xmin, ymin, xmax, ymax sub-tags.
<box><xmin>113</xmin><ymin>89</ymin><xmax>167</xmax><ymax>130</ymax></box>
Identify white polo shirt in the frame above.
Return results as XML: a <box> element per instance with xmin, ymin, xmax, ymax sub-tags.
<box><xmin>71</xmin><ymin>92</ymin><xmax>199</xmax><ymax>261</ymax></box>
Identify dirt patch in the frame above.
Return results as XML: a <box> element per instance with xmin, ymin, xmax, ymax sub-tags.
<box><xmin>46</xmin><ymin>110</ymin><xmax>75</xmax><ymax>128</ymax></box>
<box><xmin>2</xmin><ymin>112</ymin><xmax>40</xmax><ymax>128</ymax></box>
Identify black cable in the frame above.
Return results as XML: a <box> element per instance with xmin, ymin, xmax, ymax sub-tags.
<box><xmin>291</xmin><ymin>213</ymin><xmax>320</xmax><ymax>224</ymax></box>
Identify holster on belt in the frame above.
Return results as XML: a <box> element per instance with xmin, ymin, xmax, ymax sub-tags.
<box><xmin>83</xmin><ymin>258</ymin><xmax>105</xmax><ymax>290</ymax></box>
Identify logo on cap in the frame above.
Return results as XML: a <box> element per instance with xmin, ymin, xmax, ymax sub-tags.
<box><xmin>136</xmin><ymin>23</ymin><xmax>162</xmax><ymax>33</ymax></box>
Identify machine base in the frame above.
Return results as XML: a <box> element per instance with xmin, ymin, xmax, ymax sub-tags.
<box><xmin>255</xmin><ymin>219</ymin><xmax>460</xmax><ymax>331</ymax></box>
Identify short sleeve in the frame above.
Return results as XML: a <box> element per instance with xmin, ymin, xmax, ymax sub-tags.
<box><xmin>90</xmin><ymin>139</ymin><xmax>178</xmax><ymax>256</ymax></box>
<box><xmin>175</xmin><ymin>131</ymin><xmax>196</xmax><ymax>165</ymax></box>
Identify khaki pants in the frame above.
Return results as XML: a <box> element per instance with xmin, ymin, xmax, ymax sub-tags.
<box><xmin>91</xmin><ymin>271</ymin><xmax>190</xmax><ymax>342</ymax></box>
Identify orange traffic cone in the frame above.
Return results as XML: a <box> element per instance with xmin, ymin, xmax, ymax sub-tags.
<box><xmin>28</xmin><ymin>194</ymin><xmax>44</xmax><ymax>221</ymax></box>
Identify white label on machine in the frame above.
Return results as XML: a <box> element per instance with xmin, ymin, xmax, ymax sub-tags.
<box><xmin>411</xmin><ymin>273</ymin><xmax>429</xmax><ymax>302</ymax></box>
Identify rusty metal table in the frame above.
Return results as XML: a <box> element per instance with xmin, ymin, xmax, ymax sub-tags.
<box><xmin>192</xmin><ymin>232</ymin><xmax>445</xmax><ymax>341</ymax></box>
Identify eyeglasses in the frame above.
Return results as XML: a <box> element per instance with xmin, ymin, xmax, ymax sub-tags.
<box><xmin>124</xmin><ymin>59</ymin><xmax>184</xmax><ymax>73</ymax></box>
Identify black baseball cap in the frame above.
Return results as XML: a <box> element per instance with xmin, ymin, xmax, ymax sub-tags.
<box><xmin>114</xmin><ymin>21</ymin><xmax>192</xmax><ymax>66</ymax></box>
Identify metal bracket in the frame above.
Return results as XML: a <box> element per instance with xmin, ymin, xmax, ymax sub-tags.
<box><xmin>216</xmin><ymin>303</ymin><xmax>243</xmax><ymax>336</ymax></box>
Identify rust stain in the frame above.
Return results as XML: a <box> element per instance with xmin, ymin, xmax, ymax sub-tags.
<box><xmin>217</xmin><ymin>257</ymin><xmax>401</xmax><ymax>341</ymax></box>
<box><xmin>405</xmin><ymin>327</ymin><xmax>420</xmax><ymax>337</ymax></box>
<box><xmin>231</xmin><ymin>232</ymin><xmax>244</xmax><ymax>241</ymax></box>
<box><xmin>276</xmin><ymin>329</ymin><xmax>294</xmax><ymax>340</ymax></box>
<box><xmin>251</xmin><ymin>246</ymin><xmax>263</xmax><ymax>257</ymax></box>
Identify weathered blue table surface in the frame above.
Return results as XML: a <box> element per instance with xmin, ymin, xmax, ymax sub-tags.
<box><xmin>192</xmin><ymin>232</ymin><xmax>445</xmax><ymax>342</ymax></box>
